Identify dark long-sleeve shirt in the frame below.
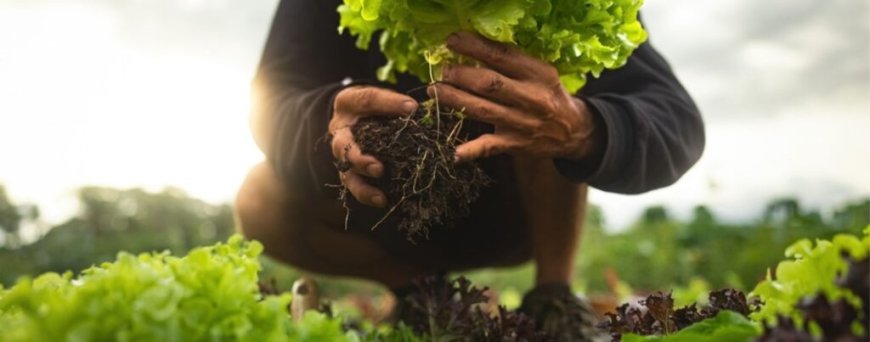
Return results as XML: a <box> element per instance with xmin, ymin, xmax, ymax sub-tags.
<box><xmin>251</xmin><ymin>0</ymin><xmax>705</xmax><ymax>199</ymax></box>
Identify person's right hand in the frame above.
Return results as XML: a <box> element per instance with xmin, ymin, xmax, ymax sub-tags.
<box><xmin>329</xmin><ymin>86</ymin><xmax>418</xmax><ymax>208</ymax></box>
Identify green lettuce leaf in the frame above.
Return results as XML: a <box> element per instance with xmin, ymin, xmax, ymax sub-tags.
<box><xmin>622</xmin><ymin>311</ymin><xmax>758</xmax><ymax>342</ymax></box>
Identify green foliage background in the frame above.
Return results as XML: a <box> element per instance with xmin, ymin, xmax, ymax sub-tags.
<box><xmin>0</xmin><ymin>184</ymin><xmax>866</xmax><ymax>299</ymax></box>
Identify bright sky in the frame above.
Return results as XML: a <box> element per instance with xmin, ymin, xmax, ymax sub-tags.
<box><xmin>0</xmin><ymin>0</ymin><xmax>868</xmax><ymax>232</ymax></box>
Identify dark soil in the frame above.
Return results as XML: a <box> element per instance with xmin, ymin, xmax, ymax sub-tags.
<box><xmin>345</xmin><ymin>105</ymin><xmax>491</xmax><ymax>242</ymax></box>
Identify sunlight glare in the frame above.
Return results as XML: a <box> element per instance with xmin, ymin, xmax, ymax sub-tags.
<box><xmin>0</xmin><ymin>4</ymin><xmax>263</xmax><ymax>222</ymax></box>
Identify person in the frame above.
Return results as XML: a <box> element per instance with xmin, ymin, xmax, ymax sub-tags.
<box><xmin>236</xmin><ymin>0</ymin><xmax>704</xmax><ymax>339</ymax></box>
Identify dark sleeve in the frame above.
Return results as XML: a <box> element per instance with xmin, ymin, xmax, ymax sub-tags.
<box><xmin>553</xmin><ymin>38</ymin><xmax>706</xmax><ymax>194</ymax></box>
<box><xmin>251</xmin><ymin>0</ymin><xmax>368</xmax><ymax>197</ymax></box>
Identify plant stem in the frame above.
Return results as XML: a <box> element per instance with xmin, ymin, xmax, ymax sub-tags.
<box><xmin>426</xmin><ymin>48</ymin><xmax>442</xmax><ymax>136</ymax></box>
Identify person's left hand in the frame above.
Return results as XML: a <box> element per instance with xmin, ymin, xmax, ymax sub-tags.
<box><xmin>429</xmin><ymin>32</ymin><xmax>603</xmax><ymax>164</ymax></box>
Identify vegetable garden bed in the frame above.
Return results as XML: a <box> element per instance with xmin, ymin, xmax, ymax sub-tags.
<box><xmin>0</xmin><ymin>229</ymin><xmax>866</xmax><ymax>341</ymax></box>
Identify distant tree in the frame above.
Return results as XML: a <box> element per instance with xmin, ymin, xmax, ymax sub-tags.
<box><xmin>584</xmin><ymin>204</ymin><xmax>606</xmax><ymax>236</ymax></box>
<box><xmin>763</xmin><ymin>198</ymin><xmax>801</xmax><ymax>224</ymax></box>
<box><xmin>832</xmin><ymin>199</ymin><xmax>870</xmax><ymax>232</ymax></box>
<box><xmin>0</xmin><ymin>185</ymin><xmax>23</xmax><ymax>247</ymax></box>
<box><xmin>640</xmin><ymin>206</ymin><xmax>670</xmax><ymax>225</ymax></box>
<box><xmin>680</xmin><ymin>205</ymin><xmax>718</xmax><ymax>246</ymax></box>
<box><xmin>689</xmin><ymin>205</ymin><xmax>716</xmax><ymax>229</ymax></box>
<box><xmin>761</xmin><ymin>197</ymin><xmax>826</xmax><ymax>228</ymax></box>
<box><xmin>0</xmin><ymin>186</ymin><xmax>235</xmax><ymax>284</ymax></box>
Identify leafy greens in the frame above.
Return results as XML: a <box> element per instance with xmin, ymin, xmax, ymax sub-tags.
<box><xmin>750</xmin><ymin>228</ymin><xmax>869</xmax><ymax>328</ymax></box>
<box><xmin>338</xmin><ymin>0</ymin><xmax>647</xmax><ymax>92</ymax></box>
<box><xmin>605</xmin><ymin>228</ymin><xmax>870</xmax><ymax>341</ymax></box>
<box><xmin>0</xmin><ymin>236</ymin><xmax>305</xmax><ymax>341</ymax></box>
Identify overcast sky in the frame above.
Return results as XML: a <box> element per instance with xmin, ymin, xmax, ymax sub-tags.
<box><xmin>0</xmin><ymin>0</ymin><xmax>868</xmax><ymax>232</ymax></box>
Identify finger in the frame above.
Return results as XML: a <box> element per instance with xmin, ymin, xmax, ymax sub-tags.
<box><xmin>430</xmin><ymin>83</ymin><xmax>538</xmax><ymax>131</ymax></box>
<box><xmin>341</xmin><ymin>172</ymin><xmax>387</xmax><ymax>208</ymax></box>
<box><xmin>441</xmin><ymin>64</ymin><xmax>540</xmax><ymax>108</ymax></box>
<box><xmin>455</xmin><ymin>134</ymin><xmax>514</xmax><ymax>163</ymax></box>
<box><xmin>334</xmin><ymin>86</ymin><xmax>418</xmax><ymax>117</ymax></box>
<box><xmin>446</xmin><ymin>32</ymin><xmax>556</xmax><ymax>82</ymax></box>
<box><xmin>331</xmin><ymin>128</ymin><xmax>383</xmax><ymax>178</ymax></box>
<box><xmin>330</xmin><ymin>128</ymin><xmax>353</xmax><ymax>159</ymax></box>
<box><xmin>346</xmin><ymin>142</ymin><xmax>384</xmax><ymax>178</ymax></box>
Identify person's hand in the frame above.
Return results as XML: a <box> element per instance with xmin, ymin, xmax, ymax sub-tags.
<box><xmin>430</xmin><ymin>32</ymin><xmax>603</xmax><ymax>164</ymax></box>
<box><xmin>330</xmin><ymin>86</ymin><xmax>418</xmax><ymax>208</ymax></box>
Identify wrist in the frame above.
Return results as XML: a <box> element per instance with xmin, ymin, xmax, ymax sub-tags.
<box><xmin>566</xmin><ymin>97</ymin><xmax>606</xmax><ymax>165</ymax></box>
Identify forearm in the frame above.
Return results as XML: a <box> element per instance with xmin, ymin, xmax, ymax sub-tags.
<box><xmin>555</xmin><ymin>41</ymin><xmax>705</xmax><ymax>194</ymax></box>
<box><xmin>251</xmin><ymin>81</ymin><xmax>345</xmax><ymax>196</ymax></box>
<box><xmin>581</xmin><ymin>92</ymin><xmax>704</xmax><ymax>193</ymax></box>
<box><xmin>251</xmin><ymin>0</ymin><xmax>368</xmax><ymax>197</ymax></box>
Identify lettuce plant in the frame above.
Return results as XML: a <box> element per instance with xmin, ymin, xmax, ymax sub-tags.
<box><xmin>0</xmin><ymin>236</ymin><xmax>302</xmax><ymax>341</ymax></box>
<box><xmin>338</xmin><ymin>0</ymin><xmax>647</xmax><ymax>92</ymax></box>
<box><xmin>750</xmin><ymin>228</ymin><xmax>870</xmax><ymax>333</ymax></box>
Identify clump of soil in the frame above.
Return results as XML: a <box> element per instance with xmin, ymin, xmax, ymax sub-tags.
<box><xmin>345</xmin><ymin>104</ymin><xmax>491</xmax><ymax>242</ymax></box>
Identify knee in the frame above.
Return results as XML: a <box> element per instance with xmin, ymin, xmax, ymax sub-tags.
<box><xmin>234</xmin><ymin>163</ymin><xmax>319</xmax><ymax>266</ymax></box>
<box><xmin>234</xmin><ymin>188</ymin><xmax>263</xmax><ymax>242</ymax></box>
<box><xmin>234</xmin><ymin>163</ymin><xmax>287</xmax><ymax>242</ymax></box>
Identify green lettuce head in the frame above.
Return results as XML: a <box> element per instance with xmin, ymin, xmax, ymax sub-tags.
<box><xmin>338</xmin><ymin>0</ymin><xmax>647</xmax><ymax>93</ymax></box>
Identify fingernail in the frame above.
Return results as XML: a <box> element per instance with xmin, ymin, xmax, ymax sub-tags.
<box><xmin>372</xmin><ymin>195</ymin><xmax>386</xmax><ymax>207</ymax></box>
<box><xmin>366</xmin><ymin>163</ymin><xmax>382</xmax><ymax>177</ymax></box>
<box><xmin>402</xmin><ymin>100</ymin><xmax>417</xmax><ymax>113</ymax></box>
<box><xmin>426</xmin><ymin>85</ymin><xmax>436</xmax><ymax>96</ymax></box>
<box><xmin>447</xmin><ymin>33</ymin><xmax>459</xmax><ymax>46</ymax></box>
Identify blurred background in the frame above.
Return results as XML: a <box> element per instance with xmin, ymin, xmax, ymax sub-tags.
<box><xmin>0</xmin><ymin>0</ymin><xmax>867</xmax><ymax>315</ymax></box>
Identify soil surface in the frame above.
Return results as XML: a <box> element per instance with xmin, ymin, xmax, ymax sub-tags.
<box><xmin>346</xmin><ymin>108</ymin><xmax>491</xmax><ymax>242</ymax></box>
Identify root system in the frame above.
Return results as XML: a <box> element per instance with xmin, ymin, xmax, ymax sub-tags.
<box><xmin>343</xmin><ymin>103</ymin><xmax>491</xmax><ymax>242</ymax></box>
